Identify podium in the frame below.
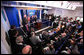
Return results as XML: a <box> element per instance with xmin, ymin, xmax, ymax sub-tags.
<box><xmin>37</xmin><ymin>22</ymin><xmax>42</xmax><ymax>29</ymax></box>
<box><xmin>34</xmin><ymin>20</ymin><xmax>42</xmax><ymax>30</ymax></box>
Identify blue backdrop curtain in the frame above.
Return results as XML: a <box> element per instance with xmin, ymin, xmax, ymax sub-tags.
<box><xmin>26</xmin><ymin>10</ymin><xmax>28</xmax><ymax>16</ymax></box>
<box><xmin>36</xmin><ymin>10</ymin><xmax>40</xmax><ymax>19</ymax></box>
<box><xmin>41</xmin><ymin>9</ymin><xmax>44</xmax><ymax>19</ymax></box>
<box><xmin>20</xmin><ymin>9</ymin><xmax>41</xmax><ymax>20</ymax></box>
<box><xmin>4</xmin><ymin>7</ymin><xmax>20</xmax><ymax>27</ymax></box>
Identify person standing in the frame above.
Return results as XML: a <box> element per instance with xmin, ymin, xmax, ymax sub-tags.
<box><xmin>8</xmin><ymin>25</ymin><xmax>16</xmax><ymax>38</ymax></box>
<box><xmin>22</xmin><ymin>15</ymin><xmax>28</xmax><ymax>27</ymax></box>
<box><xmin>49</xmin><ymin>15</ymin><xmax>52</xmax><ymax>26</ymax></box>
<box><xmin>34</xmin><ymin>15</ymin><xmax>37</xmax><ymax>22</ymax></box>
<box><xmin>9</xmin><ymin>30</ymin><xmax>19</xmax><ymax>54</ymax></box>
<box><xmin>52</xmin><ymin>21</ymin><xmax>58</xmax><ymax>28</ymax></box>
<box><xmin>30</xmin><ymin>16</ymin><xmax>34</xmax><ymax>27</ymax></box>
<box><xmin>22</xmin><ymin>15</ymin><xmax>28</xmax><ymax>32</ymax></box>
<box><xmin>27</xmin><ymin>16</ymin><xmax>30</xmax><ymax>27</ymax></box>
<box><xmin>69</xmin><ymin>39</ymin><xmax>80</xmax><ymax>54</ymax></box>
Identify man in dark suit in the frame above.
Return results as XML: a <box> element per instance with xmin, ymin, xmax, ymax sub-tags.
<box><xmin>22</xmin><ymin>15</ymin><xmax>28</xmax><ymax>27</ymax></box>
<box><xmin>22</xmin><ymin>15</ymin><xmax>28</xmax><ymax>32</ymax></box>
<box><xmin>8</xmin><ymin>25</ymin><xmax>16</xmax><ymax>38</ymax></box>
<box><xmin>9</xmin><ymin>29</ymin><xmax>19</xmax><ymax>54</ymax></box>
<box><xmin>52</xmin><ymin>21</ymin><xmax>58</xmax><ymax>28</ymax></box>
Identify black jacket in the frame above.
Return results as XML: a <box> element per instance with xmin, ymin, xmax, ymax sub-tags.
<box><xmin>53</xmin><ymin>22</ymin><xmax>58</xmax><ymax>28</ymax></box>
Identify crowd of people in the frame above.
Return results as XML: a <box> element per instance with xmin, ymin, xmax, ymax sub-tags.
<box><xmin>22</xmin><ymin>14</ymin><xmax>42</xmax><ymax>31</ymax></box>
<box><xmin>8</xmin><ymin>13</ymin><xmax>83</xmax><ymax>54</ymax></box>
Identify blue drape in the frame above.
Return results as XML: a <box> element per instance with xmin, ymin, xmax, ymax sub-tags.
<box><xmin>20</xmin><ymin>9</ymin><xmax>42</xmax><ymax>20</ymax></box>
<box><xmin>4</xmin><ymin>7</ymin><xmax>20</xmax><ymax>27</ymax></box>
<box><xmin>4</xmin><ymin>7</ymin><xmax>44</xmax><ymax>27</ymax></box>
<box><xmin>20</xmin><ymin>9</ymin><xmax>24</xmax><ymax>21</ymax></box>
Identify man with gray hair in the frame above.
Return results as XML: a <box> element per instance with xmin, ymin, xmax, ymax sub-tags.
<box><xmin>29</xmin><ymin>32</ymin><xmax>42</xmax><ymax>45</ymax></box>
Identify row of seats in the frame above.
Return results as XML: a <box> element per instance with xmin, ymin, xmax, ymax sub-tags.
<box><xmin>7</xmin><ymin>16</ymin><xmax>83</xmax><ymax>54</ymax></box>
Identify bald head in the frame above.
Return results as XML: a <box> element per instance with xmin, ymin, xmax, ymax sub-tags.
<box><xmin>16</xmin><ymin>36</ymin><xmax>23</xmax><ymax>43</ymax></box>
<box><xmin>22</xmin><ymin>45</ymin><xmax>32</xmax><ymax>54</ymax></box>
<box><xmin>24</xmin><ymin>15</ymin><xmax>27</xmax><ymax>18</ymax></box>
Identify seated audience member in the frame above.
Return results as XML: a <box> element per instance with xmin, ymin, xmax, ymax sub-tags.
<box><xmin>66</xmin><ymin>47</ymin><xmax>71</xmax><ymax>54</ymax></box>
<box><xmin>15</xmin><ymin>35</ymin><xmax>25</xmax><ymax>53</ymax></box>
<box><xmin>68</xmin><ymin>26</ymin><xmax>72</xmax><ymax>32</ymax></box>
<box><xmin>49</xmin><ymin>44</ymin><xmax>55</xmax><ymax>54</ymax></box>
<box><xmin>48</xmin><ymin>30</ymin><xmax>54</xmax><ymax>36</ymax></box>
<box><xmin>8</xmin><ymin>25</ymin><xmax>16</xmax><ymax>37</ymax></box>
<box><xmin>62</xmin><ymin>31</ymin><xmax>66</xmax><ymax>36</ymax></box>
<box><xmin>42</xmin><ymin>31</ymin><xmax>49</xmax><ymax>40</ymax></box>
<box><xmin>16</xmin><ymin>35</ymin><xmax>32</xmax><ymax>54</ymax></box>
<box><xmin>71</xmin><ymin>22</ymin><xmax>76</xmax><ymax>31</ymax></box>
<box><xmin>53</xmin><ymin>37</ymin><xmax>61</xmax><ymax>49</ymax></box>
<box><xmin>66</xmin><ymin>20</ymin><xmax>70</xmax><ymax>27</ymax></box>
<box><xmin>64</xmin><ymin>29</ymin><xmax>69</xmax><ymax>33</ymax></box>
<box><xmin>43</xmin><ymin>47</ymin><xmax>50</xmax><ymax>54</ymax></box>
<box><xmin>77</xmin><ymin>22</ymin><xmax>82</xmax><ymax>31</ymax></box>
<box><xmin>60</xmin><ymin>23</ymin><xmax>65</xmax><ymax>31</ymax></box>
<box><xmin>16</xmin><ymin>35</ymin><xmax>25</xmax><ymax>45</ymax></box>
<box><xmin>78</xmin><ymin>30</ymin><xmax>83</xmax><ymax>39</ymax></box>
<box><xmin>62</xmin><ymin>22</ymin><xmax>66</xmax><ymax>29</ymax></box>
<box><xmin>29</xmin><ymin>32</ymin><xmax>42</xmax><ymax>45</ymax></box>
<box><xmin>52</xmin><ymin>21</ymin><xmax>58</xmax><ymax>28</ymax></box>
<box><xmin>22</xmin><ymin>45</ymin><xmax>32</xmax><ymax>54</ymax></box>
<box><xmin>77</xmin><ymin>38</ymin><xmax>83</xmax><ymax>45</ymax></box>
<box><xmin>74</xmin><ymin>29</ymin><xmax>78</xmax><ymax>35</ymax></box>
<box><xmin>69</xmin><ymin>39</ymin><xmax>80</xmax><ymax>54</ymax></box>
<box><xmin>50</xmin><ymin>40</ymin><xmax>55</xmax><ymax>45</ymax></box>
<box><xmin>42</xmin><ymin>31</ymin><xmax>50</xmax><ymax>43</ymax></box>
<box><xmin>43</xmin><ymin>44</ymin><xmax>55</xmax><ymax>54</ymax></box>
<box><xmin>77</xmin><ymin>39</ymin><xmax>83</xmax><ymax>54</ymax></box>
<box><xmin>61</xmin><ymin>32</ymin><xmax>66</xmax><ymax>42</ymax></box>
<box><xmin>61</xmin><ymin>50</ymin><xmax>70</xmax><ymax>54</ymax></box>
